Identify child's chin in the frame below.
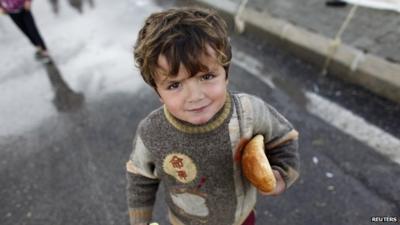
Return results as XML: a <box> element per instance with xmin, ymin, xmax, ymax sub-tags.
<box><xmin>188</xmin><ymin>116</ymin><xmax>212</xmax><ymax>125</ymax></box>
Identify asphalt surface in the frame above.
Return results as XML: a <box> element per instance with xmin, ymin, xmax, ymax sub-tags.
<box><xmin>0</xmin><ymin>0</ymin><xmax>399</xmax><ymax>225</ymax></box>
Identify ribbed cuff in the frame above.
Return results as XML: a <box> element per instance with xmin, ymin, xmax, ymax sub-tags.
<box><xmin>271</xmin><ymin>165</ymin><xmax>299</xmax><ymax>189</ymax></box>
<box><xmin>128</xmin><ymin>207</ymin><xmax>153</xmax><ymax>225</ymax></box>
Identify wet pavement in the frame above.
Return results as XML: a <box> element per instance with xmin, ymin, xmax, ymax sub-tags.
<box><xmin>1</xmin><ymin>0</ymin><xmax>399</xmax><ymax>225</ymax></box>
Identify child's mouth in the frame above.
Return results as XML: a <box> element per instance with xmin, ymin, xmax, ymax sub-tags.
<box><xmin>187</xmin><ymin>104</ymin><xmax>210</xmax><ymax>113</ymax></box>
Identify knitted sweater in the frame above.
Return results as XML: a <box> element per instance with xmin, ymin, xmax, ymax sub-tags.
<box><xmin>126</xmin><ymin>92</ymin><xmax>300</xmax><ymax>225</ymax></box>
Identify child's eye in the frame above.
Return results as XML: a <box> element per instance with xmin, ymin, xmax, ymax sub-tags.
<box><xmin>201</xmin><ymin>73</ymin><xmax>215</xmax><ymax>81</ymax></box>
<box><xmin>167</xmin><ymin>82</ymin><xmax>180</xmax><ymax>90</ymax></box>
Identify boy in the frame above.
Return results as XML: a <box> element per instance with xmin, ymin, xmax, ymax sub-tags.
<box><xmin>126</xmin><ymin>7</ymin><xmax>300</xmax><ymax>225</ymax></box>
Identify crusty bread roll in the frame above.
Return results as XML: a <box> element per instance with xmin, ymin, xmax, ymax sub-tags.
<box><xmin>242</xmin><ymin>135</ymin><xmax>276</xmax><ymax>193</ymax></box>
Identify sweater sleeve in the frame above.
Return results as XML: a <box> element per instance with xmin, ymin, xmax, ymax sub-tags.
<box><xmin>126</xmin><ymin>126</ymin><xmax>159</xmax><ymax>225</ymax></box>
<box><xmin>250</xmin><ymin>96</ymin><xmax>300</xmax><ymax>189</ymax></box>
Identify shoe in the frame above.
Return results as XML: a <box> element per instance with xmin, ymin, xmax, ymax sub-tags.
<box><xmin>326</xmin><ymin>0</ymin><xmax>348</xmax><ymax>7</ymax></box>
<box><xmin>35</xmin><ymin>50</ymin><xmax>52</xmax><ymax>64</ymax></box>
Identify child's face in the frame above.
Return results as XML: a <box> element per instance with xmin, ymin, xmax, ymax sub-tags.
<box><xmin>154</xmin><ymin>46</ymin><xmax>228</xmax><ymax>125</ymax></box>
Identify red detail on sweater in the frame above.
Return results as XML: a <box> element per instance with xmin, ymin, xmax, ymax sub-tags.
<box><xmin>170</xmin><ymin>155</ymin><xmax>184</xmax><ymax>169</ymax></box>
<box><xmin>196</xmin><ymin>176</ymin><xmax>207</xmax><ymax>190</ymax></box>
<box><xmin>234</xmin><ymin>138</ymin><xmax>250</xmax><ymax>162</ymax></box>
<box><xmin>176</xmin><ymin>170</ymin><xmax>187</xmax><ymax>180</ymax></box>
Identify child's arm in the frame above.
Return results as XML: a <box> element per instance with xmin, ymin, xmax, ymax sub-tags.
<box><xmin>126</xmin><ymin>131</ymin><xmax>160</xmax><ymax>225</ymax></box>
<box><xmin>126</xmin><ymin>170</ymin><xmax>159</xmax><ymax>225</ymax></box>
<box><xmin>250</xmin><ymin>96</ymin><xmax>300</xmax><ymax>193</ymax></box>
<box><xmin>265</xmin><ymin>133</ymin><xmax>299</xmax><ymax>193</ymax></box>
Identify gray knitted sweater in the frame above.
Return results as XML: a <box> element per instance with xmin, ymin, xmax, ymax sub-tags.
<box><xmin>126</xmin><ymin>92</ymin><xmax>300</xmax><ymax>225</ymax></box>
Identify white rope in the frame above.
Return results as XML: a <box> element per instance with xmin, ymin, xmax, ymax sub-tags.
<box><xmin>321</xmin><ymin>5</ymin><xmax>359</xmax><ymax>75</ymax></box>
<box><xmin>335</xmin><ymin>5</ymin><xmax>359</xmax><ymax>40</ymax></box>
<box><xmin>279</xmin><ymin>24</ymin><xmax>291</xmax><ymax>40</ymax></box>
<box><xmin>234</xmin><ymin>0</ymin><xmax>249</xmax><ymax>33</ymax></box>
<box><xmin>351</xmin><ymin>50</ymin><xmax>365</xmax><ymax>71</ymax></box>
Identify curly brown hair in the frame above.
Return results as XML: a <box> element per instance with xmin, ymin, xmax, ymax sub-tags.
<box><xmin>134</xmin><ymin>7</ymin><xmax>232</xmax><ymax>88</ymax></box>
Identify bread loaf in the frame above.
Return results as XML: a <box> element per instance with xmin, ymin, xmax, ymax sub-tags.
<box><xmin>242</xmin><ymin>135</ymin><xmax>276</xmax><ymax>193</ymax></box>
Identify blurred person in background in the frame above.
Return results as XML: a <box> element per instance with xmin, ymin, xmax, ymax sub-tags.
<box><xmin>0</xmin><ymin>0</ymin><xmax>51</xmax><ymax>62</ymax></box>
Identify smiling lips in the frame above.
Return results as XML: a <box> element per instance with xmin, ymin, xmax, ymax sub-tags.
<box><xmin>187</xmin><ymin>103</ymin><xmax>211</xmax><ymax>112</ymax></box>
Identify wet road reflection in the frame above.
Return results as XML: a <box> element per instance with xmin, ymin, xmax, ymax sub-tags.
<box><xmin>44</xmin><ymin>61</ymin><xmax>84</xmax><ymax>112</ymax></box>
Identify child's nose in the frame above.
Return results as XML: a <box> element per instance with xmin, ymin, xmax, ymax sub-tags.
<box><xmin>186</xmin><ymin>80</ymin><xmax>205</xmax><ymax>102</ymax></box>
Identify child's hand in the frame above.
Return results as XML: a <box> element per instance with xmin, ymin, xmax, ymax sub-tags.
<box><xmin>24</xmin><ymin>0</ymin><xmax>32</xmax><ymax>10</ymax></box>
<box><xmin>260</xmin><ymin>170</ymin><xmax>286</xmax><ymax>196</ymax></box>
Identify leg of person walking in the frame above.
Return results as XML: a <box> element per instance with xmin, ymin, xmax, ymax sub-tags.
<box><xmin>9</xmin><ymin>9</ymin><xmax>50</xmax><ymax>61</ymax></box>
<box><xmin>9</xmin><ymin>10</ymin><xmax>34</xmax><ymax>44</ymax></box>
<box><xmin>22</xmin><ymin>9</ymin><xmax>48</xmax><ymax>52</ymax></box>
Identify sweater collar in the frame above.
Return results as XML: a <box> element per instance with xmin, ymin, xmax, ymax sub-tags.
<box><xmin>163</xmin><ymin>93</ymin><xmax>232</xmax><ymax>134</ymax></box>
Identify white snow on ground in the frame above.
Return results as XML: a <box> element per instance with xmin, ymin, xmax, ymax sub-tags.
<box><xmin>0</xmin><ymin>0</ymin><xmax>161</xmax><ymax>136</ymax></box>
<box><xmin>343</xmin><ymin>0</ymin><xmax>400</xmax><ymax>12</ymax></box>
